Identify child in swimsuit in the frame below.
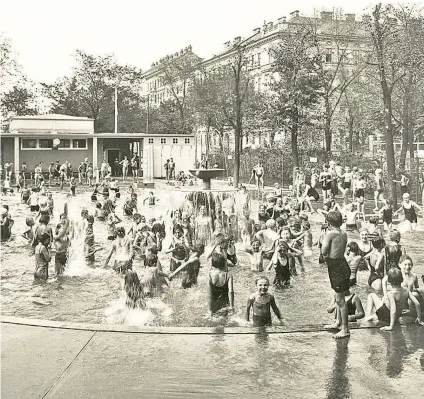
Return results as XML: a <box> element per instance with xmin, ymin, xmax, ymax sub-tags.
<box><xmin>379</xmin><ymin>199</ymin><xmax>393</xmax><ymax>231</ymax></box>
<box><xmin>34</xmin><ymin>233</ymin><xmax>51</xmax><ymax>281</ymax></box>
<box><xmin>124</xmin><ymin>271</ymin><xmax>146</xmax><ymax>309</ymax></box>
<box><xmin>246</xmin><ymin>276</ymin><xmax>283</xmax><ymax>327</ymax></box>
<box><xmin>346</xmin><ymin>241</ymin><xmax>361</xmax><ymax>286</ymax></box>
<box><xmin>208</xmin><ymin>252</ymin><xmax>234</xmax><ymax>316</ymax></box>
<box><xmin>394</xmin><ymin>193</ymin><xmax>422</xmax><ymax>231</ymax></box>
<box><xmin>327</xmin><ymin>288</ymin><xmax>365</xmax><ymax>323</ymax></box>
<box><xmin>365</xmin><ymin>268</ymin><xmax>424</xmax><ymax>330</ymax></box>
<box><xmin>365</xmin><ymin>237</ymin><xmax>386</xmax><ymax>291</ymax></box>
<box><xmin>243</xmin><ymin>239</ymin><xmax>265</xmax><ymax>272</ymax></box>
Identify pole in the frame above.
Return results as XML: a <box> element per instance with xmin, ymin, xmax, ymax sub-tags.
<box><xmin>114</xmin><ymin>86</ymin><xmax>118</xmax><ymax>134</ymax></box>
<box><xmin>281</xmin><ymin>150</ymin><xmax>284</xmax><ymax>188</ymax></box>
<box><xmin>146</xmin><ymin>94</ymin><xmax>150</xmax><ymax>134</ymax></box>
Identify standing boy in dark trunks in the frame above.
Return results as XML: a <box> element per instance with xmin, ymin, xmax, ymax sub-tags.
<box><xmin>322</xmin><ymin>211</ymin><xmax>351</xmax><ymax>339</ymax></box>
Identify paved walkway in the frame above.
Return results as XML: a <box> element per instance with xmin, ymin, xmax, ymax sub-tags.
<box><xmin>1</xmin><ymin>317</ymin><xmax>423</xmax><ymax>399</ymax></box>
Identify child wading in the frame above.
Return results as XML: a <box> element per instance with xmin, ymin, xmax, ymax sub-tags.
<box><xmin>322</xmin><ymin>211</ymin><xmax>351</xmax><ymax>339</ymax></box>
<box><xmin>246</xmin><ymin>276</ymin><xmax>283</xmax><ymax>327</ymax></box>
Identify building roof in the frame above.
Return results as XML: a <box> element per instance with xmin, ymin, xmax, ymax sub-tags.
<box><xmin>11</xmin><ymin>114</ymin><xmax>95</xmax><ymax>121</ymax></box>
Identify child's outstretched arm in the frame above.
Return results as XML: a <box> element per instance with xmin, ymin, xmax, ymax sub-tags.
<box><xmin>168</xmin><ymin>256</ymin><xmax>198</xmax><ymax>280</ymax></box>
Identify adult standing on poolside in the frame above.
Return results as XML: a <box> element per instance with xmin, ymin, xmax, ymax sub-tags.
<box><xmin>249</xmin><ymin>162</ymin><xmax>265</xmax><ymax>192</ymax></box>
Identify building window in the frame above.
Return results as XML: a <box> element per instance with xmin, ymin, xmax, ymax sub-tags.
<box><xmin>21</xmin><ymin>139</ymin><xmax>37</xmax><ymax>149</ymax></box>
<box><xmin>148</xmin><ymin>138</ymin><xmax>154</xmax><ymax>144</ymax></box>
<box><xmin>39</xmin><ymin>139</ymin><xmax>53</xmax><ymax>149</ymax></box>
<box><xmin>161</xmin><ymin>138</ymin><xmax>166</xmax><ymax>144</ymax></box>
<box><xmin>185</xmin><ymin>138</ymin><xmax>190</xmax><ymax>144</ymax></box>
<box><xmin>257</xmin><ymin>53</ymin><xmax>261</xmax><ymax>66</ymax></box>
<box><xmin>173</xmin><ymin>138</ymin><xmax>178</xmax><ymax>144</ymax></box>
<box><xmin>72</xmin><ymin>139</ymin><xmax>87</xmax><ymax>149</ymax></box>
<box><xmin>58</xmin><ymin>139</ymin><xmax>71</xmax><ymax>148</ymax></box>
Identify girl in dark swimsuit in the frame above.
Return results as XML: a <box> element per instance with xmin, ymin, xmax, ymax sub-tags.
<box><xmin>358</xmin><ymin>229</ymin><xmax>373</xmax><ymax>271</ymax></box>
<box><xmin>327</xmin><ymin>289</ymin><xmax>365</xmax><ymax>322</ymax></box>
<box><xmin>365</xmin><ymin>237</ymin><xmax>386</xmax><ymax>291</ymax></box>
<box><xmin>208</xmin><ymin>252</ymin><xmax>234</xmax><ymax>316</ymax></box>
<box><xmin>394</xmin><ymin>193</ymin><xmax>422</xmax><ymax>231</ymax></box>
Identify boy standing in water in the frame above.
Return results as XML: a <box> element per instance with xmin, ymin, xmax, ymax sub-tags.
<box><xmin>246</xmin><ymin>276</ymin><xmax>283</xmax><ymax>327</ymax></box>
<box><xmin>322</xmin><ymin>211</ymin><xmax>351</xmax><ymax>339</ymax></box>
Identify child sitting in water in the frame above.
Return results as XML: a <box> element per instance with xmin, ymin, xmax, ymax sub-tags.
<box><xmin>327</xmin><ymin>288</ymin><xmax>365</xmax><ymax>323</ymax></box>
<box><xmin>169</xmin><ymin>243</ymin><xmax>205</xmax><ymax>288</ymax></box>
<box><xmin>142</xmin><ymin>253</ymin><xmax>169</xmax><ymax>298</ymax></box>
<box><xmin>124</xmin><ymin>193</ymin><xmax>138</xmax><ymax>217</ymax></box>
<box><xmin>124</xmin><ymin>271</ymin><xmax>146</xmax><ymax>309</ymax></box>
<box><xmin>365</xmin><ymin>268</ymin><xmax>424</xmax><ymax>331</ymax></box>
<box><xmin>208</xmin><ymin>252</ymin><xmax>234</xmax><ymax>316</ymax></box>
<box><xmin>246</xmin><ymin>276</ymin><xmax>283</xmax><ymax>327</ymax></box>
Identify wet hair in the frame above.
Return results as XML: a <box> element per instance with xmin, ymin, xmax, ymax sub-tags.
<box><xmin>385</xmin><ymin>199</ymin><xmax>393</xmax><ymax>206</ymax></box>
<box><xmin>255</xmin><ymin>276</ymin><xmax>270</xmax><ymax>285</ymax></box>
<box><xmin>39</xmin><ymin>233</ymin><xmax>50</xmax><ymax>244</ymax></box>
<box><xmin>96</xmin><ymin>202</ymin><xmax>102</xmax><ymax>209</ymax></box>
<box><xmin>275</xmin><ymin>217</ymin><xmax>285</xmax><ymax>228</ymax></box>
<box><xmin>326</xmin><ymin>211</ymin><xmax>343</xmax><ymax>227</ymax></box>
<box><xmin>86</xmin><ymin>215</ymin><xmax>94</xmax><ymax>224</ymax></box>
<box><xmin>371</xmin><ymin>237</ymin><xmax>386</xmax><ymax>250</ymax></box>
<box><xmin>26</xmin><ymin>217</ymin><xmax>35</xmax><ymax>226</ymax></box>
<box><xmin>124</xmin><ymin>271</ymin><xmax>144</xmax><ymax>306</ymax></box>
<box><xmin>147</xmin><ymin>245</ymin><xmax>159</xmax><ymax>255</ymax></box>
<box><xmin>278</xmin><ymin>240</ymin><xmax>290</xmax><ymax>252</ymax></box>
<box><xmin>116</xmin><ymin>226</ymin><xmax>125</xmax><ymax>237</ymax></box>
<box><xmin>39</xmin><ymin>215</ymin><xmax>50</xmax><ymax>225</ymax></box>
<box><xmin>133</xmin><ymin>213</ymin><xmax>141</xmax><ymax>220</ymax></box>
<box><xmin>399</xmin><ymin>255</ymin><xmax>413</xmax><ymax>266</ymax></box>
<box><xmin>387</xmin><ymin>267</ymin><xmax>403</xmax><ymax>286</ymax></box>
<box><xmin>321</xmin><ymin>223</ymin><xmax>328</xmax><ymax>231</ymax></box>
<box><xmin>211</xmin><ymin>252</ymin><xmax>226</xmax><ymax>270</ymax></box>
<box><xmin>145</xmin><ymin>253</ymin><xmax>158</xmax><ymax>267</ymax></box>
<box><xmin>347</xmin><ymin>241</ymin><xmax>360</xmax><ymax>255</ymax></box>
<box><xmin>251</xmin><ymin>238</ymin><xmax>261</xmax><ymax>246</ymax></box>
<box><xmin>193</xmin><ymin>243</ymin><xmax>205</xmax><ymax>255</ymax></box>
<box><xmin>389</xmin><ymin>229</ymin><xmax>401</xmax><ymax>243</ymax></box>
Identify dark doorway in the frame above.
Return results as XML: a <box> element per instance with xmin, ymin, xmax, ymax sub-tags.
<box><xmin>107</xmin><ymin>150</ymin><xmax>120</xmax><ymax>177</ymax></box>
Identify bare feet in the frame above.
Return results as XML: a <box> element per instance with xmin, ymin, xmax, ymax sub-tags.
<box><xmin>333</xmin><ymin>329</ymin><xmax>350</xmax><ymax>339</ymax></box>
<box><xmin>324</xmin><ymin>323</ymin><xmax>341</xmax><ymax>330</ymax></box>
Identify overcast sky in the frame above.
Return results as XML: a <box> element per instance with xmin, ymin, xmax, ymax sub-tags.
<box><xmin>2</xmin><ymin>0</ymin><xmax>389</xmax><ymax>84</ymax></box>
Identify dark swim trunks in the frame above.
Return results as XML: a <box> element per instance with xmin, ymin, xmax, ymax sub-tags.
<box><xmin>376</xmin><ymin>303</ymin><xmax>391</xmax><ymax>323</ymax></box>
<box><xmin>327</xmin><ymin>257</ymin><xmax>351</xmax><ymax>293</ymax></box>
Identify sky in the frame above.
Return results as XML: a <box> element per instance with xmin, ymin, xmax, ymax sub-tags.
<box><xmin>1</xmin><ymin>0</ymin><xmax>390</xmax><ymax>84</ymax></box>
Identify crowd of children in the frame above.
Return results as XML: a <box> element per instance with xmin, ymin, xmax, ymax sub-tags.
<box><xmin>1</xmin><ymin>159</ymin><xmax>424</xmax><ymax>337</ymax></box>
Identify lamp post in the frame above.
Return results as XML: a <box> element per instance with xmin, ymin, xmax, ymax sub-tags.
<box><xmin>146</xmin><ymin>93</ymin><xmax>150</xmax><ymax>134</ymax></box>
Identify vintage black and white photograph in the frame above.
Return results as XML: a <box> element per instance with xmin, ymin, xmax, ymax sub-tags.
<box><xmin>1</xmin><ymin>0</ymin><xmax>424</xmax><ymax>397</ymax></box>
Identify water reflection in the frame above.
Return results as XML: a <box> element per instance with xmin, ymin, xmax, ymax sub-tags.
<box><xmin>382</xmin><ymin>329</ymin><xmax>408</xmax><ymax>378</ymax></box>
<box><xmin>326</xmin><ymin>338</ymin><xmax>351</xmax><ymax>399</ymax></box>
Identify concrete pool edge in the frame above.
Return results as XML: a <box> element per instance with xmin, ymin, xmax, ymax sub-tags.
<box><xmin>0</xmin><ymin>315</ymin><xmax>393</xmax><ymax>335</ymax></box>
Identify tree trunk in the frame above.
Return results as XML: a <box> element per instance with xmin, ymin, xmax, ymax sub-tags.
<box><xmin>291</xmin><ymin>125</ymin><xmax>299</xmax><ymax>170</ymax></box>
<box><xmin>372</xmin><ymin>4</ymin><xmax>398</xmax><ymax>208</ymax></box>
<box><xmin>399</xmin><ymin>131</ymin><xmax>408</xmax><ymax>171</ymax></box>
<box><xmin>406</xmin><ymin>74</ymin><xmax>414</xmax><ymax>161</ymax></box>
<box><xmin>324</xmin><ymin>100</ymin><xmax>332</xmax><ymax>153</ymax></box>
<box><xmin>348</xmin><ymin>117</ymin><xmax>354</xmax><ymax>152</ymax></box>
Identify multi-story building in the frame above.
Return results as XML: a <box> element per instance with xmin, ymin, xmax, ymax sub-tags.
<box><xmin>141</xmin><ymin>9</ymin><xmax>371</xmax><ymax>158</ymax></box>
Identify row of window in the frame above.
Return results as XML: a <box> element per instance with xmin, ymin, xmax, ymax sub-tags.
<box><xmin>147</xmin><ymin>138</ymin><xmax>191</xmax><ymax>144</ymax></box>
<box><xmin>21</xmin><ymin>138</ymin><xmax>87</xmax><ymax>150</ymax></box>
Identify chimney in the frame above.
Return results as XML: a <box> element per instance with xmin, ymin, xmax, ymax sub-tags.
<box><xmin>290</xmin><ymin>10</ymin><xmax>299</xmax><ymax>19</ymax></box>
<box><xmin>362</xmin><ymin>15</ymin><xmax>371</xmax><ymax>23</ymax></box>
<box><xmin>253</xmin><ymin>27</ymin><xmax>261</xmax><ymax>34</ymax></box>
<box><xmin>234</xmin><ymin>36</ymin><xmax>241</xmax><ymax>44</ymax></box>
<box><xmin>224</xmin><ymin>41</ymin><xmax>231</xmax><ymax>48</ymax></box>
<box><xmin>321</xmin><ymin>11</ymin><xmax>333</xmax><ymax>20</ymax></box>
<box><xmin>345</xmin><ymin>13</ymin><xmax>355</xmax><ymax>22</ymax></box>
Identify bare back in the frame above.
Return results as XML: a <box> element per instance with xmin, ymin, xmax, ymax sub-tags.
<box><xmin>322</xmin><ymin>228</ymin><xmax>347</xmax><ymax>259</ymax></box>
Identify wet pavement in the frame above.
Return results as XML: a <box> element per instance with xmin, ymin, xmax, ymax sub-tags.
<box><xmin>1</xmin><ymin>320</ymin><xmax>423</xmax><ymax>399</ymax></box>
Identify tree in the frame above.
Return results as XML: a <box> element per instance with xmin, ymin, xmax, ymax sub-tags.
<box><xmin>269</xmin><ymin>26</ymin><xmax>322</xmax><ymax>169</ymax></box>
<box><xmin>305</xmin><ymin>13</ymin><xmax>369</xmax><ymax>154</ymax></box>
<box><xmin>366</xmin><ymin>3</ymin><xmax>406</xmax><ymax>206</ymax></box>
<box><xmin>152</xmin><ymin>49</ymin><xmax>200</xmax><ymax>134</ymax></box>
<box><xmin>44</xmin><ymin>50</ymin><xmax>144</xmax><ymax>132</ymax></box>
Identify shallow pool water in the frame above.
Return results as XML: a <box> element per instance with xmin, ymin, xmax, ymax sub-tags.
<box><xmin>1</xmin><ymin>185</ymin><xmax>424</xmax><ymax>330</ymax></box>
